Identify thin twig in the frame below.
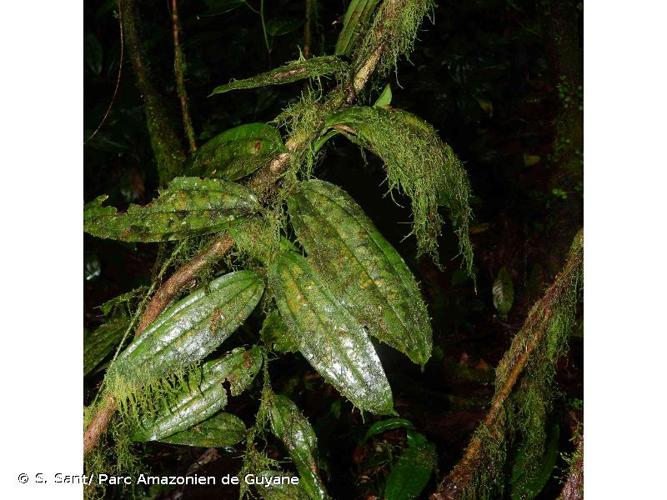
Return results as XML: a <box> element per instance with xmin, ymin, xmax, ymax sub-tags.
<box><xmin>135</xmin><ymin>235</ymin><xmax>234</xmax><ymax>336</ymax></box>
<box><xmin>121</xmin><ymin>0</ymin><xmax>186</xmax><ymax>184</ymax></box>
<box><xmin>259</xmin><ymin>0</ymin><xmax>270</xmax><ymax>54</ymax></box>
<box><xmin>303</xmin><ymin>0</ymin><xmax>314</xmax><ymax>59</ymax></box>
<box><xmin>171</xmin><ymin>0</ymin><xmax>197</xmax><ymax>153</ymax></box>
<box><xmin>87</xmin><ymin>1</ymin><xmax>124</xmax><ymax>142</ymax></box>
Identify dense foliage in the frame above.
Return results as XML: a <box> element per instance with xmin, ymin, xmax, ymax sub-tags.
<box><xmin>84</xmin><ymin>0</ymin><xmax>582</xmax><ymax>498</ymax></box>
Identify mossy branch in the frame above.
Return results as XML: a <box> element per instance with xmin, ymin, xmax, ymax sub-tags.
<box><xmin>431</xmin><ymin>229</ymin><xmax>583</xmax><ymax>499</ymax></box>
<box><xmin>84</xmin><ymin>0</ymin><xmax>430</xmax><ymax>456</ymax></box>
<box><xmin>171</xmin><ymin>0</ymin><xmax>197</xmax><ymax>153</ymax></box>
<box><xmin>120</xmin><ymin>0</ymin><xmax>186</xmax><ymax>185</ymax></box>
<box><xmin>559</xmin><ymin>433</ymin><xmax>583</xmax><ymax>500</ymax></box>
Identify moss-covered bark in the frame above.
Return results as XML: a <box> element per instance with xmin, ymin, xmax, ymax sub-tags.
<box><xmin>120</xmin><ymin>0</ymin><xmax>186</xmax><ymax>185</ymax></box>
<box><xmin>432</xmin><ymin>230</ymin><xmax>583</xmax><ymax>499</ymax></box>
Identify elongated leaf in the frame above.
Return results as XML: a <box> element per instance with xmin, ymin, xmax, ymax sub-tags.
<box><xmin>132</xmin><ymin>347</ymin><xmax>262</xmax><ymax>441</ymax></box>
<box><xmin>84</xmin><ymin>177</ymin><xmax>260</xmax><ymax>242</ymax></box>
<box><xmin>325</xmin><ymin>106</ymin><xmax>474</xmax><ymax>272</ymax></box>
<box><xmin>256</xmin><ymin>471</ymin><xmax>310</xmax><ymax>500</ymax></box>
<box><xmin>159</xmin><ymin>411</ymin><xmax>246</xmax><ymax>448</ymax></box>
<box><xmin>364</xmin><ymin>418</ymin><xmax>414</xmax><ymax>442</ymax></box>
<box><xmin>510</xmin><ymin>422</ymin><xmax>560</xmax><ymax>499</ymax></box>
<box><xmin>107</xmin><ymin>271</ymin><xmax>264</xmax><ymax>396</ymax></box>
<box><xmin>493</xmin><ymin>267</ymin><xmax>514</xmax><ymax>319</ymax></box>
<box><xmin>288</xmin><ymin>180</ymin><xmax>432</xmax><ymax>366</ymax></box>
<box><xmin>269</xmin><ymin>395</ymin><xmax>329</xmax><ymax>500</ymax></box>
<box><xmin>335</xmin><ymin>0</ymin><xmax>380</xmax><ymax>56</ymax></box>
<box><xmin>189</xmin><ymin>123</ymin><xmax>286</xmax><ymax>180</ymax></box>
<box><xmin>210</xmin><ymin>56</ymin><xmax>348</xmax><ymax>96</ymax></box>
<box><xmin>84</xmin><ymin>316</ymin><xmax>129</xmax><ymax>376</ymax></box>
<box><xmin>384</xmin><ymin>431</ymin><xmax>437</xmax><ymax>500</ymax></box>
<box><xmin>270</xmin><ymin>252</ymin><xmax>394</xmax><ymax>415</ymax></box>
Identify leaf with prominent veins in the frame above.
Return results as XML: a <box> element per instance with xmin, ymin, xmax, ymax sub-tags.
<box><xmin>84</xmin><ymin>177</ymin><xmax>261</xmax><ymax>242</ymax></box>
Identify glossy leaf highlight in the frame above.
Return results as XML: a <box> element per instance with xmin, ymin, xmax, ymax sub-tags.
<box><xmin>269</xmin><ymin>252</ymin><xmax>394</xmax><ymax>415</ymax></box>
<box><xmin>288</xmin><ymin>180</ymin><xmax>432</xmax><ymax>366</ymax></box>
<box><xmin>108</xmin><ymin>271</ymin><xmax>264</xmax><ymax>397</ymax></box>
<box><xmin>189</xmin><ymin>123</ymin><xmax>286</xmax><ymax>181</ymax></box>
<box><xmin>131</xmin><ymin>347</ymin><xmax>261</xmax><ymax>442</ymax></box>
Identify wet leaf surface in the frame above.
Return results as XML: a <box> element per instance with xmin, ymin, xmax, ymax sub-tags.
<box><xmin>84</xmin><ymin>177</ymin><xmax>260</xmax><ymax>242</ymax></box>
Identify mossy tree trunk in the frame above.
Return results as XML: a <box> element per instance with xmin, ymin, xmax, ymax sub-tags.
<box><xmin>120</xmin><ymin>0</ymin><xmax>186</xmax><ymax>185</ymax></box>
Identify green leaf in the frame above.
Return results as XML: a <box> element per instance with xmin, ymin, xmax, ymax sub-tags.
<box><xmin>189</xmin><ymin>123</ymin><xmax>286</xmax><ymax>180</ymax></box>
<box><xmin>335</xmin><ymin>0</ymin><xmax>380</xmax><ymax>56</ymax></box>
<box><xmin>210</xmin><ymin>57</ymin><xmax>348</xmax><ymax>96</ymax></box>
<box><xmin>84</xmin><ymin>316</ymin><xmax>129</xmax><ymax>376</ymax></box>
<box><xmin>84</xmin><ymin>177</ymin><xmax>260</xmax><ymax>242</ymax></box>
<box><xmin>325</xmin><ymin>106</ymin><xmax>474</xmax><ymax>273</ymax></box>
<box><xmin>269</xmin><ymin>252</ymin><xmax>395</xmax><ymax>415</ymax></box>
<box><xmin>384</xmin><ymin>431</ymin><xmax>437</xmax><ymax>500</ymax></box>
<box><xmin>374</xmin><ymin>83</ymin><xmax>393</xmax><ymax>107</ymax></box>
<box><xmin>131</xmin><ymin>347</ymin><xmax>262</xmax><ymax>442</ymax></box>
<box><xmin>269</xmin><ymin>395</ymin><xmax>329</xmax><ymax>500</ymax></box>
<box><xmin>492</xmin><ymin>267</ymin><xmax>514</xmax><ymax>318</ymax></box>
<box><xmin>85</xmin><ymin>33</ymin><xmax>103</xmax><ymax>75</ymax></box>
<box><xmin>364</xmin><ymin>418</ymin><xmax>414</xmax><ymax>442</ymax></box>
<box><xmin>288</xmin><ymin>180</ymin><xmax>432</xmax><ymax>366</ymax></box>
<box><xmin>261</xmin><ymin>310</ymin><xmax>298</xmax><ymax>353</ymax></box>
<box><xmin>510</xmin><ymin>422</ymin><xmax>560</xmax><ymax>499</ymax></box>
<box><xmin>159</xmin><ymin>412</ymin><xmax>247</xmax><ymax>448</ymax></box>
<box><xmin>107</xmin><ymin>271</ymin><xmax>265</xmax><ymax>398</ymax></box>
<box><xmin>266</xmin><ymin>17</ymin><xmax>303</xmax><ymax>37</ymax></box>
<box><xmin>255</xmin><ymin>471</ymin><xmax>310</xmax><ymax>500</ymax></box>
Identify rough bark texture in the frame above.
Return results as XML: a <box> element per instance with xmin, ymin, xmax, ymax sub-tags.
<box><xmin>121</xmin><ymin>0</ymin><xmax>186</xmax><ymax>185</ymax></box>
<box><xmin>171</xmin><ymin>0</ymin><xmax>197</xmax><ymax>153</ymax></box>
<box><xmin>83</xmin><ymin>397</ymin><xmax>117</xmax><ymax>455</ymax></box>
<box><xmin>431</xmin><ymin>230</ymin><xmax>583</xmax><ymax>499</ymax></box>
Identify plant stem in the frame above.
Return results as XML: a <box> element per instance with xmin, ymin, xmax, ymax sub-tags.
<box><xmin>87</xmin><ymin>0</ymin><xmax>124</xmax><ymax>142</ymax></box>
<box><xmin>84</xmin><ymin>0</ymin><xmax>422</xmax><ymax>456</ymax></box>
<box><xmin>120</xmin><ymin>0</ymin><xmax>186</xmax><ymax>185</ymax></box>
<box><xmin>259</xmin><ymin>0</ymin><xmax>270</xmax><ymax>54</ymax></box>
<box><xmin>135</xmin><ymin>235</ymin><xmax>234</xmax><ymax>336</ymax></box>
<box><xmin>171</xmin><ymin>0</ymin><xmax>197</xmax><ymax>153</ymax></box>
<box><xmin>303</xmin><ymin>0</ymin><xmax>314</xmax><ymax>58</ymax></box>
<box><xmin>430</xmin><ymin>229</ymin><xmax>583</xmax><ymax>499</ymax></box>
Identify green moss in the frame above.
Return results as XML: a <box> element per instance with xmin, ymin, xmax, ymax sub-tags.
<box><xmin>353</xmin><ymin>0</ymin><xmax>436</xmax><ymax>78</ymax></box>
<box><xmin>455</xmin><ymin>232</ymin><xmax>582</xmax><ymax>498</ymax></box>
<box><xmin>325</xmin><ymin>106</ymin><xmax>474</xmax><ymax>271</ymax></box>
<box><xmin>210</xmin><ymin>56</ymin><xmax>349</xmax><ymax>95</ymax></box>
<box><xmin>85</xmin><ymin>418</ymin><xmax>144</xmax><ymax>499</ymax></box>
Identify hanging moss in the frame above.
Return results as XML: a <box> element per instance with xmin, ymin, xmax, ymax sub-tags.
<box><xmin>435</xmin><ymin>231</ymin><xmax>583</xmax><ymax>499</ymax></box>
<box><xmin>84</xmin><ymin>418</ymin><xmax>143</xmax><ymax>500</ymax></box>
<box><xmin>325</xmin><ymin>106</ymin><xmax>474</xmax><ymax>271</ymax></box>
<box><xmin>352</xmin><ymin>0</ymin><xmax>436</xmax><ymax>78</ymax></box>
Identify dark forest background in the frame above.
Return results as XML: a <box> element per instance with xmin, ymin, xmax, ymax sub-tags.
<box><xmin>84</xmin><ymin>0</ymin><xmax>582</xmax><ymax>498</ymax></box>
